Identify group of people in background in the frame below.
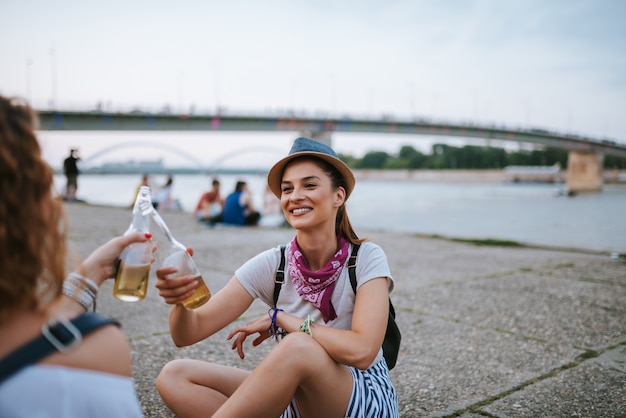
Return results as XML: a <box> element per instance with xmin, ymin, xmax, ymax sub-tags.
<box><xmin>61</xmin><ymin>146</ymin><xmax>282</xmax><ymax>228</ymax></box>
<box><xmin>132</xmin><ymin>174</ymin><xmax>181</xmax><ymax>211</ymax></box>
<box><xmin>194</xmin><ymin>179</ymin><xmax>279</xmax><ymax>227</ymax></box>
<box><xmin>132</xmin><ymin>174</ymin><xmax>284</xmax><ymax>228</ymax></box>
<box><xmin>196</xmin><ymin>178</ymin><xmax>289</xmax><ymax>227</ymax></box>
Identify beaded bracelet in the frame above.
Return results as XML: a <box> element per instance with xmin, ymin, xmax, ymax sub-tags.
<box><xmin>298</xmin><ymin>315</ymin><xmax>315</xmax><ymax>338</ymax></box>
<box><xmin>267</xmin><ymin>308</ymin><xmax>287</xmax><ymax>341</ymax></box>
<box><xmin>62</xmin><ymin>272</ymin><xmax>99</xmax><ymax>311</ymax></box>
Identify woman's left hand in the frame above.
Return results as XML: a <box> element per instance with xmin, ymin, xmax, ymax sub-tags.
<box><xmin>227</xmin><ymin>314</ymin><xmax>273</xmax><ymax>359</ymax></box>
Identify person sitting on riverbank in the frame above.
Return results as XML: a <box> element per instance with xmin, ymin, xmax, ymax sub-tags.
<box><xmin>259</xmin><ymin>183</ymin><xmax>287</xmax><ymax>227</ymax></box>
<box><xmin>153</xmin><ymin>137</ymin><xmax>398</xmax><ymax>417</ymax></box>
<box><xmin>194</xmin><ymin>178</ymin><xmax>224</xmax><ymax>223</ymax></box>
<box><xmin>0</xmin><ymin>95</ymin><xmax>147</xmax><ymax>417</ymax></box>
<box><xmin>208</xmin><ymin>180</ymin><xmax>260</xmax><ymax>226</ymax></box>
<box><xmin>131</xmin><ymin>173</ymin><xmax>155</xmax><ymax>208</ymax></box>
<box><xmin>153</xmin><ymin>175</ymin><xmax>181</xmax><ymax>211</ymax></box>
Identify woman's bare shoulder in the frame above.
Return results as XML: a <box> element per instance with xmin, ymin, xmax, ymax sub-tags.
<box><xmin>42</xmin><ymin>323</ymin><xmax>133</xmax><ymax>377</ymax></box>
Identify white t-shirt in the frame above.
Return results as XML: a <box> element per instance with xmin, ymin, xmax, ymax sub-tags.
<box><xmin>235</xmin><ymin>241</ymin><xmax>394</xmax><ymax>366</ymax></box>
<box><xmin>0</xmin><ymin>366</ymin><xmax>144</xmax><ymax>417</ymax></box>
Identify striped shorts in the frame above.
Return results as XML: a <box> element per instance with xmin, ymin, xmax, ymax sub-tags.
<box><xmin>281</xmin><ymin>359</ymin><xmax>399</xmax><ymax>418</ymax></box>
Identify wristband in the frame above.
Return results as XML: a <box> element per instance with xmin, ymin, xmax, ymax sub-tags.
<box><xmin>267</xmin><ymin>308</ymin><xmax>287</xmax><ymax>341</ymax></box>
<box><xmin>298</xmin><ymin>315</ymin><xmax>315</xmax><ymax>338</ymax></box>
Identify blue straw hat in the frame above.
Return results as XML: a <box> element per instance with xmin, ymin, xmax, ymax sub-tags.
<box><xmin>267</xmin><ymin>137</ymin><xmax>355</xmax><ymax>199</ymax></box>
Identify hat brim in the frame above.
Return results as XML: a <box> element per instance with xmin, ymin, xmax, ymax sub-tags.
<box><xmin>267</xmin><ymin>151</ymin><xmax>355</xmax><ymax>199</ymax></box>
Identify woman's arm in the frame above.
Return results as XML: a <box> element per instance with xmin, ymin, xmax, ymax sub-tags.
<box><xmin>275</xmin><ymin>277</ymin><xmax>389</xmax><ymax>370</ymax></box>
<box><xmin>156</xmin><ymin>270</ymin><xmax>254</xmax><ymax>347</ymax></box>
<box><xmin>51</xmin><ymin>232</ymin><xmax>152</xmax><ymax>317</ymax></box>
<box><xmin>45</xmin><ymin>232</ymin><xmax>152</xmax><ymax>376</ymax></box>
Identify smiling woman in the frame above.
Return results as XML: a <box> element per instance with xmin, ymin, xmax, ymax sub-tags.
<box><xmin>152</xmin><ymin>137</ymin><xmax>399</xmax><ymax>417</ymax></box>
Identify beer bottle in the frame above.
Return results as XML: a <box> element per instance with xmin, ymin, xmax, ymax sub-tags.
<box><xmin>150</xmin><ymin>209</ymin><xmax>211</xmax><ymax>310</ymax></box>
<box><xmin>113</xmin><ymin>186</ymin><xmax>153</xmax><ymax>302</ymax></box>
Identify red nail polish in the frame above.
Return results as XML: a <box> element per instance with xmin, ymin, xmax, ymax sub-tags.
<box><xmin>145</xmin><ymin>233</ymin><xmax>152</xmax><ymax>239</ymax></box>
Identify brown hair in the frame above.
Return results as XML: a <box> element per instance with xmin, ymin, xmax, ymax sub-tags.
<box><xmin>0</xmin><ymin>96</ymin><xmax>67</xmax><ymax>325</ymax></box>
<box><xmin>285</xmin><ymin>156</ymin><xmax>366</xmax><ymax>245</ymax></box>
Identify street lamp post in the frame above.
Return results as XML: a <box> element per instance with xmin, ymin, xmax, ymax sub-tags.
<box><xmin>49</xmin><ymin>47</ymin><xmax>57</xmax><ymax>110</ymax></box>
<box><xmin>26</xmin><ymin>58</ymin><xmax>32</xmax><ymax>103</ymax></box>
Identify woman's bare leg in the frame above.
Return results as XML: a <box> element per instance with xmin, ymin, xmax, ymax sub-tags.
<box><xmin>213</xmin><ymin>332</ymin><xmax>354</xmax><ymax>418</ymax></box>
<box><xmin>156</xmin><ymin>359</ymin><xmax>250</xmax><ymax>418</ymax></box>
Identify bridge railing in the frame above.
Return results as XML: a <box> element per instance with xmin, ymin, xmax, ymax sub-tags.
<box><xmin>34</xmin><ymin>103</ymin><xmax>625</xmax><ymax>157</ymax></box>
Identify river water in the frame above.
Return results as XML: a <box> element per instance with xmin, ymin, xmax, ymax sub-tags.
<box><xmin>54</xmin><ymin>173</ymin><xmax>626</xmax><ymax>253</ymax></box>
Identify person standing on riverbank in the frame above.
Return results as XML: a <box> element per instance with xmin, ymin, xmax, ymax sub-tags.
<box><xmin>63</xmin><ymin>148</ymin><xmax>80</xmax><ymax>201</ymax></box>
<box><xmin>154</xmin><ymin>137</ymin><xmax>398</xmax><ymax>417</ymax></box>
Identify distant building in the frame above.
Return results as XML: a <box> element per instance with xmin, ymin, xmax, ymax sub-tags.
<box><xmin>87</xmin><ymin>159</ymin><xmax>165</xmax><ymax>174</ymax></box>
<box><xmin>504</xmin><ymin>163</ymin><xmax>562</xmax><ymax>183</ymax></box>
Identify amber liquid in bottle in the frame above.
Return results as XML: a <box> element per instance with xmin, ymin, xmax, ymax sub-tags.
<box><xmin>113</xmin><ymin>260</ymin><xmax>150</xmax><ymax>302</ymax></box>
<box><xmin>113</xmin><ymin>186</ymin><xmax>153</xmax><ymax>302</ymax></box>
<box><xmin>161</xmin><ymin>242</ymin><xmax>210</xmax><ymax>310</ymax></box>
<box><xmin>181</xmin><ymin>275</ymin><xmax>211</xmax><ymax>309</ymax></box>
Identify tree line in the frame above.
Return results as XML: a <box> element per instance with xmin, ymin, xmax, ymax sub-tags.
<box><xmin>339</xmin><ymin>144</ymin><xmax>626</xmax><ymax>170</ymax></box>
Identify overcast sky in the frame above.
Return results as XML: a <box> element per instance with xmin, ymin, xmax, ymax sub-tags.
<box><xmin>1</xmin><ymin>0</ymin><xmax>625</xmax><ymax>168</ymax></box>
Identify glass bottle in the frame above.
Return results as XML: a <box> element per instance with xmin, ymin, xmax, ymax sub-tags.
<box><xmin>150</xmin><ymin>209</ymin><xmax>211</xmax><ymax>309</ymax></box>
<box><xmin>113</xmin><ymin>186</ymin><xmax>153</xmax><ymax>302</ymax></box>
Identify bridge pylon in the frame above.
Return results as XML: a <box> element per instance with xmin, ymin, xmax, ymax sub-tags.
<box><xmin>566</xmin><ymin>150</ymin><xmax>604</xmax><ymax>192</ymax></box>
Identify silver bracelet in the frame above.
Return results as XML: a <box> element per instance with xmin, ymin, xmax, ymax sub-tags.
<box><xmin>67</xmin><ymin>272</ymin><xmax>99</xmax><ymax>294</ymax></box>
<box><xmin>65</xmin><ymin>275</ymin><xmax>97</xmax><ymax>301</ymax></box>
<box><xmin>62</xmin><ymin>273</ymin><xmax>98</xmax><ymax>311</ymax></box>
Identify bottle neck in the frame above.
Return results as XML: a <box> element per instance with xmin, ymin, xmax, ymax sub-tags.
<box><xmin>127</xmin><ymin>212</ymin><xmax>149</xmax><ymax>234</ymax></box>
<box><xmin>150</xmin><ymin>210</ymin><xmax>185</xmax><ymax>251</ymax></box>
<box><xmin>128</xmin><ymin>185</ymin><xmax>154</xmax><ymax>234</ymax></box>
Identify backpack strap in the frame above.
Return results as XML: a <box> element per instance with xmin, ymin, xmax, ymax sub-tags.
<box><xmin>349</xmin><ymin>244</ymin><xmax>396</xmax><ymax>317</ymax></box>
<box><xmin>347</xmin><ymin>244</ymin><xmax>361</xmax><ymax>293</ymax></box>
<box><xmin>273</xmin><ymin>245</ymin><xmax>286</xmax><ymax>307</ymax></box>
<box><xmin>348</xmin><ymin>243</ymin><xmax>400</xmax><ymax>369</ymax></box>
<box><xmin>0</xmin><ymin>312</ymin><xmax>120</xmax><ymax>385</ymax></box>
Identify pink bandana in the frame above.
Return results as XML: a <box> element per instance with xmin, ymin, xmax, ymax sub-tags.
<box><xmin>289</xmin><ymin>236</ymin><xmax>350</xmax><ymax>322</ymax></box>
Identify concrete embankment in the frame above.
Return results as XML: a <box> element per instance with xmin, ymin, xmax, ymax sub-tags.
<box><xmin>64</xmin><ymin>203</ymin><xmax>626</xmax><ymax>417</ymax></box>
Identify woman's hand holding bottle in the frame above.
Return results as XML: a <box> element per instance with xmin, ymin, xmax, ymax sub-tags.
<box><xmin>150</xmin><ymin>208</ymin><xmax>211</xmax><ymax>309</ymax></box>
<box><xmin>78</xmin><ymin>232</ymin><xmax>153</xmax><ymax>287</ymax></box>
<box><xmin>155</xmin><ymin>247</ymin><xmax>207</xmax><ymax>307</ymax></box>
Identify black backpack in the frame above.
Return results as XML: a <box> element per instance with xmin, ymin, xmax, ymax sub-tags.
<box><xmin>273</xmin><ymin>244</ymin><xmax>401</xmax><ymax>369</ymax></box>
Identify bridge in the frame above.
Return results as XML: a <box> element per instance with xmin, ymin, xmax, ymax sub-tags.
<box><xmin>37</xmin><ymin>109</ymin><xmax>626</xmax><ymax>192</ymax></box>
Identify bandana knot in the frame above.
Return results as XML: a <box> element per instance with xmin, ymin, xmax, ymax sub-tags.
<box><xmin>289</xmin><ymin>237</ymin><xmax>349</xmax><ymax>322</ymax></box>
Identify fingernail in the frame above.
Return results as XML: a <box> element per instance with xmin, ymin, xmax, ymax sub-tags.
<box><xmin>145</xmin><ymin>233</ymin><xmax>152</xmax><ymax>239</ymax></box>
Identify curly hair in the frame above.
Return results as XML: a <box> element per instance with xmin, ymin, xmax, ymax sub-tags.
<box><xmin>0</xmin><ymin>96</ymin><xmax>67</xmax><ymax>325</ymax></box>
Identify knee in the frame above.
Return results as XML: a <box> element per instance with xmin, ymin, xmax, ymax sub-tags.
<box><xmin>156</xmin><ymin>359</ymin><xmax>187</xmax><ymax>399</ymax></box>
<box><xmin>273</xmin><ymin>332</ymin><xmax>327</xmax><ymax>366</ymax></box>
